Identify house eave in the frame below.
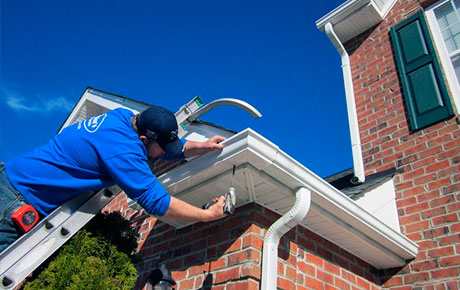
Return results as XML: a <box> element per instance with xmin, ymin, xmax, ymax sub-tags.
<box><xmin>157</xmin><ymin>129</ymin><xmax>419</xmax><ymax>269</ymax></box>
<box><xmin>316</xmin><ymin>0</ymin><xmax>371</xmax><ymax>32</ymax></box>
<box><xmin>316</xmin><ymin>0</ymin><xmax>397</xmax><ymax>43</ymax></box>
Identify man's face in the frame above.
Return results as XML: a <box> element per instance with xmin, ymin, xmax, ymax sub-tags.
<box><xmin>145</xmin><ymin>139</ymin><xmax>165</xmax><ymax>159</ymax></box>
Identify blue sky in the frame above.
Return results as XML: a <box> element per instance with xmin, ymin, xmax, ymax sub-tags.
<box><xmin>1</xmin><ymin>0</ymin><xmax>350</xmax><ymax>178</ymax></box>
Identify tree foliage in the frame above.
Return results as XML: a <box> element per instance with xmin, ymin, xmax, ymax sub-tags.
<box><xmin>22</xmin><ymin>212</ymin><xmax>139</xmax><ymax>290</ymax></box>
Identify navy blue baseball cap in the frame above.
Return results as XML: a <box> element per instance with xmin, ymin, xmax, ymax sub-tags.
<box><xmin>136</xmin><ymin>106</ymin><xmax>183</xmax><ymax>157</ymax></box>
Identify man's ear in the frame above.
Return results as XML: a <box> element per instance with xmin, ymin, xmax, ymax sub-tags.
<box><xmin>139</xmin><ymin>135</ymin><xmax>148</xmax><ymax>145</ymax></box>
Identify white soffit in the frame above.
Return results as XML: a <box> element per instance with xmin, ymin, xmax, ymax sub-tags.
<box><xmin>316</xmin><ymin>0</ymin><xmax>397</xmax><ymax>43</ymax></box>
<box><xmin>158</xmin><ymin>129</ymin><xmax>418</xmax><ymax>269</ymax></box>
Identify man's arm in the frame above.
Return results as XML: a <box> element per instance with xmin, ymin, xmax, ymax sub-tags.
<box><xmin>183</xmin><ymin>135</ymin><xmax>226</xmax><ymax>158</ymax></box>
<box><xmin>163</xmin><ymin>195</ymin><xmax>226</xmax><ymax>222</ymax></box>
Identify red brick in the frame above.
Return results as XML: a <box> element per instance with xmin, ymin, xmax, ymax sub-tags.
<box><xmin>324</xmin><ymin>261</ymin><xmax>340</xmax><ymax>275</ymax></box>
<box><xmin>430</xmin><ymin>195</ymin><xmax>456</xmax><ymax>207</ymax></box>
<box><xmin>278</xmin><ymin>261</ymin><xmax>284</xmax><ymax>275</ymax></box>
<box><xmin>428</xmin><ymin>246</ymin><xmax>455</xmax><ymax>258</ymax></box>
<box><xmin>399</xmin><ymin>213</ymin><xmax>421</xmax><ymax>225</ymax></box>
<box><xmin>423</xmin><ymin>227</ymin><xmax>449</xmax><ymax>239</ymax></box>
<box><xmin>214</xmin><ymin>267</ymin><xmax>240</xmax><ymax>284</ymax></box>
<box><xmin>210</xmin><ymin>258</ymin><xmax>227</xmax><ymax>271</ymax></box>
<box><xmin>404</xmin><ymin>272</ymin><xmax>430</xmax><ymax>284</ymax></box>
<box><xmin>431</xmin><ymin>267</ymin><xmax>460</xmax><ymax>279</ymax></box>
<box><xmin>440</xmin><ymin>255</ymin><xmax>460</xmax><ymax>267</ymax></box>
<box><xmin>277</xmin><ymin>277</ymin><xmax>296</xmax><ymax>290</ymax></box>
<box><xmin>428</xmin><ymin>177</ymin><xmax>452</xmax><ymax>190</ymax></box>
<box><xmin>413</xmin><ymin>173</ymin><xmax>437</xmax><ymax>185</ymax></box>
<box><xmin>381</xmin><ymin>275</ymin><xmax>402</xmax><ymax>287</ymax></box>
<box><xmin>194</xmin><ymin>276</ymin><xmax>204</xmax><ymax>289</ymax></box>
<box><xmin>418</xmin><ymin>145</ymin><xmax>443</xmax><ymax>159</ymax></box>
<box><xmin>438</xmin><ymin>147</ymin><xmax>460</xmax><ymax>160</ymax></box>
<box><xmin>396</xmin><ymin>196</ymin><xmax>417</xmax><ymax>208</ymax></box>
<box><xmin>412</xmin><ymin>156</ymin><xmax>436</xmax><ymax>169</ymax></box>
<box><xmin>443</xmin><ymin>183</ymin><xmax>460</xmax><ymax>195</ymax></box>
<box><xmin>244</xmin><ymin>224</ymin><xmax>261</xmax><ymax>235</ymax></box>
<box><xmin>227</xmin><ymin>280</ymin><xmax>259</xmax><ymax>290</ymax></box>
<box><xmin>406</xmin><ymin>220</ymin><xmax>430</xmax><ymax>233</ymax></box>
<box><xmin>406</xmin><ymin>202</ymin><xmax>429</xmax><ymax>214</ymax></box>
<box><xmin>240</xmin><ymin>263</ymin><xmax>261</xmax><ymax>280</ymax></box>
<box><xmin>356</xmin><ymin>277</ymin><xmax>371</xmax><ymax>290</ymax></box>
<box><xmin>421</xmin><ymin>207</ymin><xmax>446</xmax><ymax>219</ymax></box>
<box><xmin>325</xmin><ymin>285</ymin><xmax>341</xmax><ymax>290</ymax></box>
<box><xmin>402</xmin><ymin>187</ymin><xmax>425</xmax><ymax>199</ymax></box>
<box><xmin>411</xmin><ymin>260</ymin><xmax>438</xmax><ymax>271</ymax></box>
<box><xmin>228</xmin><ymin>249</ymin><xmax>260</xmax><ymax>266</ymax></box>
<box><xmin>433</xmin><ymin>213</ymin><xmax>458</xmax><ymax>226</ymax></box>
<box><xmin>317</xmin><ymin>269</ymin><xmax>334</xmax><ymax>285</ymax></box>
<box><xmin>416</xmin><ymin>190</ymin><xmax>440</xmax><ymax>202</ymax></box>
<box><xmin>439</xmin><ymin>234</ymin><xmax>460</xmax><ymax>246</ymax></box>
<box><xmin>188</xmin><ymin>264</ymin><xmax>204</xmax><ymax>276</ymax></box>
<box><xmin>452</xmin><ymin>222</ymin><xmax>460</xmax><ymax>233</ymax></box>
<box><xmin>298</xmin><ymin>260</ymin><xmax>315</xmax><ymax>276</ymax></box>
<box><xmin>334</xmin><ymin>277</ymin><xmax>351</xmax><ymax>290</ymax></box>
<box><xmin>307</xmin><ymin>277</ymin><xmax>324</xmax><ymax>290</ymax></box>
<box><xmin>179</xmin><ymin>277</ymin><xmax>195</xmax><ymax>289</ymax></box>
<box><xmin>307</xmin><ymin>253</ymin><xmax>325</xmax><ymax>268</ymax></box>
<box><xmin>171</xmin><ymin>270</ymin><xmax>187</xmax><ymax>281</ymax></box>
<box><xmin>285</xmin><ymin>265</ymin><xmax>297</xmax><ymax>281</ymax></box>
<box><xmin>225</xmin><ymin>239</ymin><xmax>242</xmax><ymax>254</ymax></box>
<box><xmin>444</xmin><ymin>139</ymin><xmax>460</xmax><ymax>149</ymax></box>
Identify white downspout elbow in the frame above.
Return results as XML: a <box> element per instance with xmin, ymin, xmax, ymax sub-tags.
<box><xmin>261</xmin><ymin>187</ymin><xmax>311</xmax><ymax>290</ymax></box>
<box><xmin>325</xmin><ymin>22</ymin><xmax>365</xmax><ymax>184</ymax></box>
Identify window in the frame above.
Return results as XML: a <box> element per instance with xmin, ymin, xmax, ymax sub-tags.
<box><xmin>390</xmin><ymin>11</ymin><xmax>455</xmax><ymax>131</ymax></box>
<box><xmin>426</xmin><ymin>0</ymin><xmax>460</xmax><ymax>113</ymax></box>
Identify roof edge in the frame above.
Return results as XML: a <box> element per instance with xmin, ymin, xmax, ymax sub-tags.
<box><xmin>158</xmin><ymin>128</ymin><xmax>418</xmax><ymax>268</ymax></box>
<box><xmin>316</xmin><ymin>0</ymin><xmax>371</xmax><ymax>31</ymax></box>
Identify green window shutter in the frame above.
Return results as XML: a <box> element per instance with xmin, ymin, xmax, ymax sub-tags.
<box><xmin>390</xmin><ymin>10</ymin><xmax>455</xmax><ymax>131</ymax></box>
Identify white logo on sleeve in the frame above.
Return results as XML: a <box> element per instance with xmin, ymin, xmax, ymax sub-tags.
<box><xmin>83</xmin><ymin>114</ymin><xmax>107</xmax><ymax>133</ymax></box>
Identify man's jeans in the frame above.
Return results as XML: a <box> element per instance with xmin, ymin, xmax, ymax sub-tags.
<box><xmin>0</xmin><ymin>162</ymin><xmax>25</xmax><ymax>253</ymax></box>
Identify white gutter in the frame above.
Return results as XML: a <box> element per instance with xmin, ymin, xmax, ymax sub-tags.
<box><xmin>261</xmin><ymin>187</ymin><xmax>311</xmax><ymax>290</ymax></box>
<box><xmin>159</xmin><ymin>129</ymin><xmax>418</xmax><ymax>269</ymax></box>
<box><xmin>325</xmin><ymin>22</ymin><xmax>365</xmax><ymax>184</ymax></box>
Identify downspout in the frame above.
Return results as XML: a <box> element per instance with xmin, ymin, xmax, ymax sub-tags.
<box><xmin>261</xmin><ymin>187</ymin><xmax>311</xmax><ymax>290</ymax></box>
<box><xmin>325</xmin><ymin>22</ymin><xmax>365</xmax><ymax>184</ymax></box>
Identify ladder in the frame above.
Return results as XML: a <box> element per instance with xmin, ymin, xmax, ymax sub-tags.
<box><xmin>0</xmin><ymin>96</ymin><xmax>205</xmax><ymax>290</ymax></box>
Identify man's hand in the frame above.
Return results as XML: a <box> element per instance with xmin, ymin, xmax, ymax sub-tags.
<box><xmin>163</xmin><ymin>196</ymin><xmax>226</xmax><ymax>223</ymax></box>
<box><xmin>183</xmin><ymin>135</ymin><xmax>227</xmax><ymax>158</ymax></box>
<box><xmin>204</xmin><ymin>196</ymin><xmax>226</xmax><ymax>222</ymax></box>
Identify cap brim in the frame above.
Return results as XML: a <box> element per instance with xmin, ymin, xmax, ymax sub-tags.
<box><xmin>162</xmin><ymin>138</ymin><xmax>184</xmax><ymax>159</ymax></box>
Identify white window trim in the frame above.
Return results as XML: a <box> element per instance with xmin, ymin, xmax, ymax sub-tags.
<box><xmin>425</xmin><ymin>0</ymin><xmax>460</xmax><ymax>113</ymax></box>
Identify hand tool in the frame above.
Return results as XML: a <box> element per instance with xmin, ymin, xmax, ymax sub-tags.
<box><xmin>202</xmin><ymin>165</ymin><xmax>236</xmax><ymax>215</ymax></box>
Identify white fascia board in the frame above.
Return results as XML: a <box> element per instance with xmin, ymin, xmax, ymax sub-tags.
<box><xmin>157</xmin><ymin>129</ymin><xmax>418</xmax><ymax>268</ymax></box>
<box><xmin>316</xmin><ymin>0</ymin><xmax>371</xmax><ymax>31</ymax></box>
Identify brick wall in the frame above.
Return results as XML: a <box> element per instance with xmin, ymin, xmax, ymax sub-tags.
<box><xmin>127</xmin><ymin>203</ymin><xmax>381</xmax><ymax>290</ymax></box>
<box><xmin>345</xmin><ymin>0</ymin><xmax>460</xmax><ymax>288</ymax></box>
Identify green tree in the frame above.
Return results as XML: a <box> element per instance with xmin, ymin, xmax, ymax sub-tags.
<box><xmin>22</xmin><ymin>212</ymin><xmax>139</xmax><ymax>290</ymax></box>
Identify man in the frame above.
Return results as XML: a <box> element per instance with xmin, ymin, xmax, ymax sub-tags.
<box><xmin>0</xmin><ymin>105</ymin><xmax>227</xmax><ymax>252</ymax></box>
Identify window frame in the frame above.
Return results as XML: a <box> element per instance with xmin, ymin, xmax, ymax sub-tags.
<box><xmin>425</xmin><ymin>0</ymin><xmax>460</xmax><ymax>113</ymax></box>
